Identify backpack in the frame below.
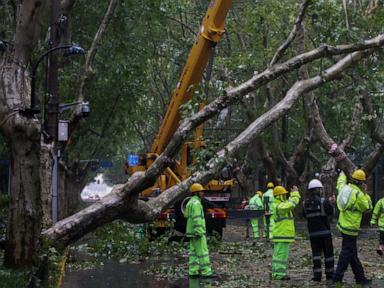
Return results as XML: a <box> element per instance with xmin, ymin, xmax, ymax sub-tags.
<box><xmin>337</xmin><ymin>185</ymin><xmax>353</xmax><ymax>211</ymax></box>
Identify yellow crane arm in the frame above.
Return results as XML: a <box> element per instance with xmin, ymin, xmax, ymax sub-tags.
<box><xmin>151</xmin><ymin>0</ymin><xmax>232</xmax><ymax>155</ymax></box>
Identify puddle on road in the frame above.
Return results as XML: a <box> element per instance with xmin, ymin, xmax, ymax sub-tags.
<box><xmin>61</xmin><ymin>260</ymin><xmax>214</xmax><ymax>288</ymax></box>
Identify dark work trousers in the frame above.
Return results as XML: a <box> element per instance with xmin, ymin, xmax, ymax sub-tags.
<box><xmin>333</xmin><ymin>233</ymin><xmax>366</xmax><ymax>282</ymax></box>
<box><xmin>310</xmin><ymin>236</ymin><xmax>334</xmax><ymax>280</ymax></box>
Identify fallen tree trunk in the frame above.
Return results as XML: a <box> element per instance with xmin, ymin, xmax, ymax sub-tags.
<box><xmin>42</xmin><ymin>40</ymin><xmax>381</xmax><ymax>246</ymax></box>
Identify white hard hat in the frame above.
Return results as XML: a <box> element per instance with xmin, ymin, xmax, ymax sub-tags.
<box><xmin>308</xmin><ymin>179</ymin><xmax>323</xmax><ymax>190</ymax></box>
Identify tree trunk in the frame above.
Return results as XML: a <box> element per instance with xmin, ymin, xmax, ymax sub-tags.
<box><xmin>58</xmin><ymin>167</ymin><xmax>83</xmax><ymax>220</ymax></box>
<box><xmin>58</xmin><ymin>166</ymin><xmax>68</xmax><ymax>220</ymax></box>
<box><xmin>0</xmin><ymin>58</ymin><xmax>46</xmax><ymax>267</ymax></box>
<box><xmin>40</xmin><ymin>142</ymin><xmax>53</xmax><ymax>228</ymax></box>
<box><xmin>4</xmin><ymin>137</ymin><xmax>42</xmax><ymax>267</ymax></box>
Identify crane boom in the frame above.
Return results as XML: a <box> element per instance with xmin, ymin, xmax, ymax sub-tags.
<box><xmin>151</xmin><ymin>0</ymin><xmax>232</xmax><ymax>155</ymax></box>
<box><xmin>126</xmin><ymin>1</ymin><xmax>235</xmax><ymax>237</ymax></box>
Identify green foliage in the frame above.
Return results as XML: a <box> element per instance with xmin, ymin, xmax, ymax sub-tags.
<box><xmin>0</xmin><ymin>263</ymin><xmax>30</xmax><ymax>288</ymax></box>
<box><xmin>0</xmin><ymin>194</ymin><xmax>9</xmax><ymax>241</ymax></box>
<box><xmin>69</xmin><ymin>221</ymin><xmax>188</xmax><ymax>269</ymax></box>
<box><xmin>4</xmin><ymin>0</ymin><xmax>384</xmax><ymax>207</ymax></box>
<box><xmin>189</xmin><ymin>137</ymin><xmax>226</xmax><ymax>172</ymax></box>
<box><xmin>18</xmin><ymin>0</ymin><xmax>384</xmax><ymax>184</ymax></box>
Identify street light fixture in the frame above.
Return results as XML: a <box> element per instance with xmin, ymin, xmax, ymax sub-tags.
<box><xmin>25</xmin><ymin>44</ymin><xmax>85</xmax><ymax>116</ymax></box>
<box><xmin>0</xmin><ymin>40</ymin><xmax>7</xmax><ymax>52</ymax></box>
<box><xmin>59</xmin><ymin>101</ymin><xmax>90</xmax><ymax>115</ymax></box>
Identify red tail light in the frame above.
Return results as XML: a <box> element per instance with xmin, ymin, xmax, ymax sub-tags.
<box><xmin>158</xmin><ymin>209</ymin><xmax>175</xmax><ymax>220</ymax></box>
<box><xmin>207</xmin><ymin>208</ymin><xmax>227</xmax><ymax>219</ymax></box>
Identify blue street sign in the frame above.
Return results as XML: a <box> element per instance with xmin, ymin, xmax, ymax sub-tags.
<box><xmin>100</xmin><ymin>160</ymin><xmax>113</xmax><ymax>168</ymax></box>
<box><xmin>127</xmin><ymin>154</ymin><xmax>139</xmax><ymax>166</ymax></box>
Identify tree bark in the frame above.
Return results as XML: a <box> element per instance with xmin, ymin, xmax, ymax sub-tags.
<box><xmin>0</xmin><ymin>51</ymin><xmax>44</xmax><ymax>266</ymax></box>
<box><xmin>58</xmin><ymin>165</ymin><xmax>84</xmax><ymax>220</ymax></box>
<box><xmin>40</xmin><ymin>141</ymin><xmax>53</xmax><ymax>228</ymax></box>
<box><xmin>4</xmin><ymin>133</ymin><xmax>42</xmax><ymax>267</ymax></box>
<box><xmin>0</xmin><ymin>1</ymin><xmax>48</xmax><ymax>267</ymax></box>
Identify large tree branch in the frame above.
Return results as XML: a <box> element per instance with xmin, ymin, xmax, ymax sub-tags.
<box><xmin>359</xmin><ymin>90</ymin><xmax>384</xmax><ymax>174</ymax></box>
<box><xmin>360</xmin><ymin>89</ymin><xmax>384</xmax><ymax>145</ymax></box>
<box><xmin>255</xmin><ymin>137</ymin><xmax>278</xmax><ymax>182</ymax></box>
<box><xmin>43</xmin><ymin>35</ymin><xmax>384</xmax><ymax>244</ymax></box>
<box><xmin>60</xmin><ymin>0</ymin><xmax>76</xmax><ymax>14</ymax></box>
<box><xmin>340</xmin><ymin>98</ymin><xmax>363</xmax><ymax>149</ymax></box>
<box><xmin>144</xmin><ymin>48</ymin><xmax>373</xmax><ymax>219</ymax></box>
<box><xmin>321</xmin><ymin>86</ymin><xmax>383</xmax><ymax>177</ymax></box>
<box><xmin>13</xmin><ymin>1</ymin><xmax>48</xmax><ymax>65</ymax></box>
<box><xmin>311</xmin><ymin>97</ymin><xmax>356</xmax><ymax>176</ymax></box>
<box><xmin>363</xmin><ymin>144</ymin><xmax>384</xmax><ymax>175</ymax></box>
<box><xmin>42</xmin><ymin>44</ymin><xmax>378</xmax><ymax>245</ymax></box>
<box><xmin>263</xmin><ymin>0</ymin><xmax>310</xmax><ymax>182</ymax></box>
<box><xmin>321</xmin><ymin>94</ymin><xmax>364</xmax><ymax>176</ymax></box>
<box><xmin>269</xmin><ymin>0</ymin><xmax>310</xmax><ymax>66</ymax></box>
<box><xmin>120</xmin><ymin>37</ymin><xmax>384</xmax><ymax>197</ymax></box>
<box><xmin>68</xmin><ymin>0</ymin><xmax>118</xmax><ymax>129</ymax></box>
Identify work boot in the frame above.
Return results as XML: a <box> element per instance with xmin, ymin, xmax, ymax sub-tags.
<box><xmin>188</xmin><ymin>274</ymin><xmax>199</xmax><ymax>279</ymax></box>
<box><xmin>356</xmin><ymin>278</ymin><xmax>372</xmax><ymax>287</ymax></box>
<box><xmin>332</xmin><ymin>279</ymin><xmax>344</xmax><ymax>286</ymax></box>
<box><xmin>201</xmin><ymin>273</ymin><xmax>218</xmax><ymax>279</ymax></box>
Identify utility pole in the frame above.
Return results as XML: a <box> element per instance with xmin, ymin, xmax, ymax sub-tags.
<box><xmin>47</xmin><ymin>0</ymin><xmax>60</xmax><ymax>224</ymax></box>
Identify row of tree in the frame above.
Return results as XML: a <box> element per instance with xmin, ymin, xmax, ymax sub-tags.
<box><xmin>1</xmin><ymin>0</ymin><xmax>384</xmax><ymax>268</ymax></box>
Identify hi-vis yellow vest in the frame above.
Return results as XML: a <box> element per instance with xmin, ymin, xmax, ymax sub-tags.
<box><xmin>336</xmin><ymin>173</ymin><xmax>372</xmax><ymax>236</ymax></box>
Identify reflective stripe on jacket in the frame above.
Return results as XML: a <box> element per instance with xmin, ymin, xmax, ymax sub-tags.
<box><xmin>303</xmin><ymin>195</ymin><xmax>333</xmax><ymax>238</ymax></box>
<box><xmin>336</xmin><ymin>173</ymin><xmax>372</xmax><ymax>236</ymax></box>
<box><xmin>272</xmin><ymin>191</ymin><xmax>301</xmax><ymax>243</ymax></box>
<box><xmin>371</xmin><ymin>198</ymin><xmax>384</xmax><ymax>231</ymax></box>
<box><xmin>184</xmin><ymin>195</ymin><xmax>206</xmax><ymax>237</ymax></box>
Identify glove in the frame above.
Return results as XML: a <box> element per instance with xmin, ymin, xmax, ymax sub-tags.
<box><xmin>328</xmin><ymin>143</ymin><xmax>347</xmax><ymax>162</ymax></box>
<box><xmin>328</xmin><ymin>143</ymin><xmax>338</xmax><ymax>154</ymax></box>
<box><xmin>290</xmin><ymin>190</ymin><xmax>301</xmax><ymax>198</ymax></box>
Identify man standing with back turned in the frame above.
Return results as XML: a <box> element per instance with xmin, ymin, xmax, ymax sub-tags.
<box><xmin>263</xmin><ymin>182</ymin><xmax>275</xmax><ymax>239</ymax></box>
<box><xmin>184</xmin><ymin>183</ymin><xmax>212</xmax><ymax>278</ymax></box>
<box><xmin>249</xmin><ymin>190</ymin><xmax>264</xmax><ymax>240</ymax></box>
<box><xmin>271</xmin><ymin>185</ymin><xmax>301</xmax><ymax>280</ymax></box>
<box><xmin>332</xmin><ymin>170</ymin><xmax>372</xmax><ymax>286</ymax></box>
<box><xmin>303</xmin><ymin>179</ymin><xmax>334</xmax><ymax>282</ymax></box>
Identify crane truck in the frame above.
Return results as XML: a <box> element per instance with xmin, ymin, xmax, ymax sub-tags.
<box><xmin>126</xmin><ymin>0</ymin><xmax>234</xmax><ymax>237</ymax></box>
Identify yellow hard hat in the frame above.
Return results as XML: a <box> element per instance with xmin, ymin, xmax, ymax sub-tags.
<box><xmin>190</xmin><ymin>183</ymin><xmax>205</xmax><ymax>193</ymax></box>
<box><xmin>267</xmin><ymin>182</ymin><xmax>274</xmax><ymax>188</ymax></box>
<box><xmin>257</xmin><ymin>191</ymin><xmax>263</xmax><ymax>197</ymax></box>
<box><xmin>351</xmin><ymin>169</ymin><xmax>366</xmax><ymax>181</ymax></box>
<box><xmin>273</xmin><ymin>186</ymin><xmax>288</xmax><ymax>196</ymax></box>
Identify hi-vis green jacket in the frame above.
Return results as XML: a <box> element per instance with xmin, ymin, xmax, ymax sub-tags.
<box><xmin>249</xmin><ymin>194</ymin><xmax>264</xmax><ymax>210</ymax></box>
<box><xmin>336</xmin><ymin>173</ymin><xmax>372</xmax><ymax>236</ymax></box>
<box><xmin>371</xmin><ymin>198</ymin><xmax>384</xmax><ymax>231</ymax></box>
<box><xmin>272</xmin><ymin>191</ymin><xmax>301</xmax><ymax>243</ymax></box>
<box><xmin>184</xmin><ymin>195</ymin><xmax>206</xmax><ymax>238</ymax></box>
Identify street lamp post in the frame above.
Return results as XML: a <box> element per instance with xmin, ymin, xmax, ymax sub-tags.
<box><xmin>51</xmin><ymin>101</ymin><xmax>90</xmax><ymax>223</ymax></box>
<box><xmin>26</xmin><ymin>43</ymin><xmax>84</xmax><ymax>223</ymax></box>
<box><xmin>27</xmin><ymin>44</ymin><xmax>85</xmax><ymax>115</ymax></box>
